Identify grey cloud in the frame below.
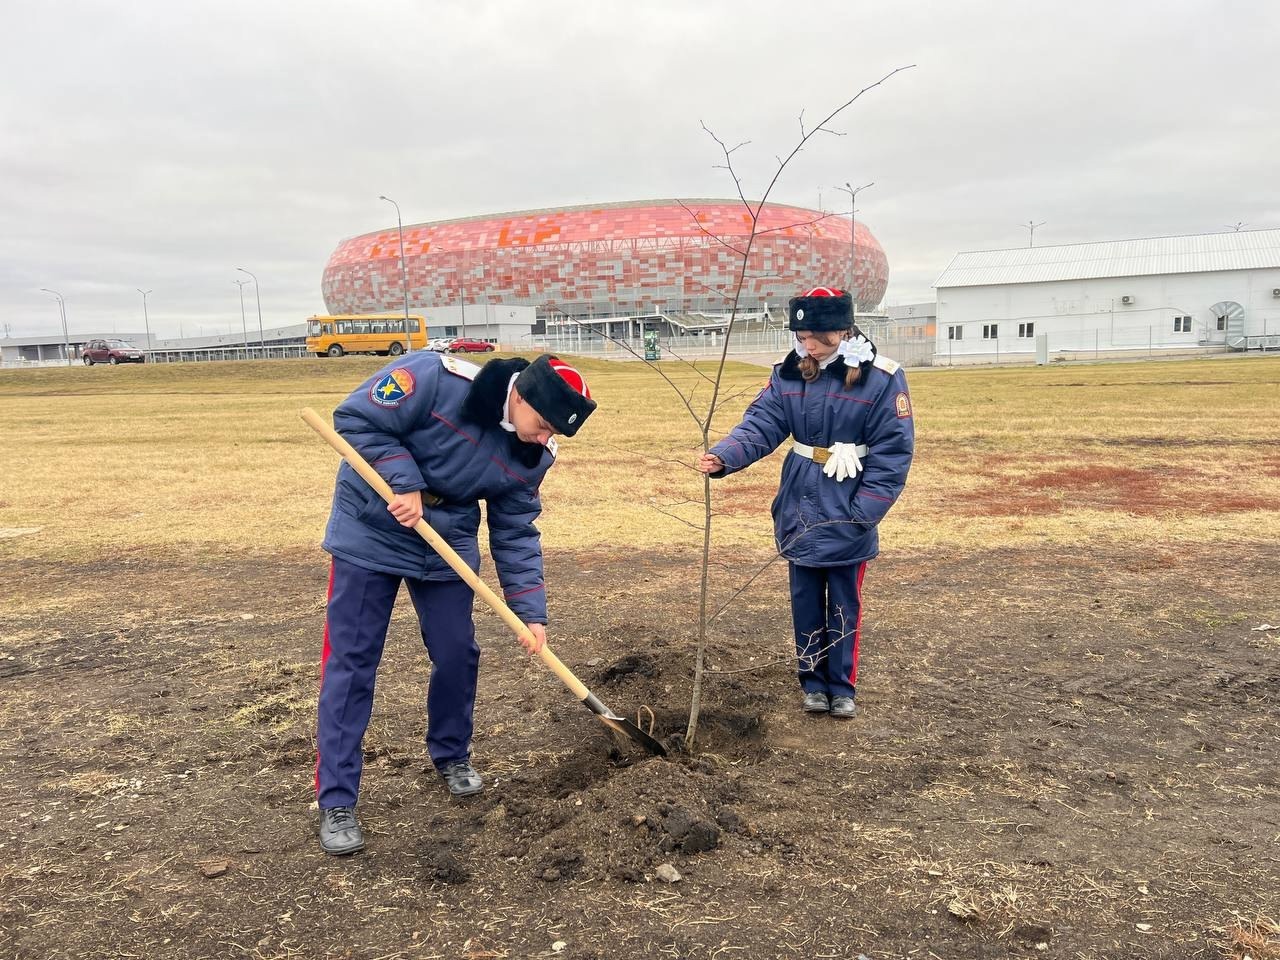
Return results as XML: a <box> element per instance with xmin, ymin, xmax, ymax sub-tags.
<box><xmin>2</xmin><ymin>0</ymin><xmax>1277</xmax><ymax>336</ymax></box>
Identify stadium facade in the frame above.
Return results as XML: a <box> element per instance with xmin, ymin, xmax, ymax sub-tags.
<box><xmin>321</xmin><ymin>199</ymin><xmax>888</xmax><ymax>335</ymax></box>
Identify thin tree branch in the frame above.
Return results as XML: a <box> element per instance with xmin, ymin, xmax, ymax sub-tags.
<box><xmin>649</xmin><ymin>501</ymin><xmax>706</xmax><ymax>532</ymax></box>
<box><xmin>675</xmin><ymin>200</ymin><xmax>749</xmax><ymax>257</ymax></box>
<box><xmin>546</xmin><ymin>304</ymin><xmax>703</xmax><ymax>427</ymax></box>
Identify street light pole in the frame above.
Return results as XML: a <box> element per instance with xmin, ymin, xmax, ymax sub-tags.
<box><xmin>834</xmin><ymin>181</ymin><xmax>874</xmax><ymax>328</ymax></box>
<box><xmin>1021</xmin><ymin>220</ymin><xmax>1046</xmax><ymax>247</ymax></box>
<box><xmin>379</xmin><ymin>195</ymin><xmax>414</xmax><ymax>353</ymax></box>
<box><xmin>40</xmin><ymin>288</ymin><xmax>72</xmax><ymax>365</ymax></box>
<box><xmin>236</xmin><ymin>267</ymin><xmax>264</xmax><ymax>351</ymax></box>
<box><xmin>233</xmin><ymin>279</ymin><xmax>251</xmax><ymax>352</ymax></box>
<box><xmin>136</xmin><ymin>288</ymin><xmax>153</xmax><ymax>352</ymax></box>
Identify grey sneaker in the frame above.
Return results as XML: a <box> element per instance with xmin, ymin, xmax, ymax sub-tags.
<box><xmin>802</xmin><ymin>691</ymin><xmax>831</xmax><ymax>714</ymax></box>
<box><xmin>439</xmin><ymin>760</ymin><xmax>484</xmax><ymax>797</ymax></box>
<box><xmin>829</xmin><ymin>696</ymin><xmax>857</xmax><ymax>719</ymax></box>
<box><xmin>319</xmin><ymin>806</ymin><xmax>364</xmax><ymax>856</ymax></box>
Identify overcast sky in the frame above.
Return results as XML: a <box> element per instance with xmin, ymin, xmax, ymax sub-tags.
<box><xmin>3</xmin><ymin>0</ymin><xmax>1277</xmax><ymax>340</ymax></box>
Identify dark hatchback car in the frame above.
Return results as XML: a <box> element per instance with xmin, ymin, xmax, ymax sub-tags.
<box><xmin>82</xmin><ymin>339</ymin><xmax>146</xmax><ymax>365</ymax></box>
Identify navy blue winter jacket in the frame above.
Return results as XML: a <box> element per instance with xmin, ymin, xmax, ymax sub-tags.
<box><xmin>322</xmin><ymin>351</ymin><xmax>554</xmax><ymax>623</ymax></box>
<box><xmin>708</xmin><ymin>349</ymin><xmax>914</xmax><ymax>567</ymax></box>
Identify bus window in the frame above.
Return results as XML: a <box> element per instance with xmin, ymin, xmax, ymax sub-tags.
<box><xmin>307</xmin><ymin>319</ymin><xmax>322</xmax><ymax>336</ymax></box>
<box><xmin>336</xmin><ymin>321</ymin><xmax>351</xmax><ymax>334</ymax></box>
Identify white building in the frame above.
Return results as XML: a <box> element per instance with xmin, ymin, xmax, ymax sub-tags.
<box><xmin>933</xmin><ymin>229</ymin><xmax>1280</xmax><ymax>363</ymax></box>
<box><xmin>422</xmin><ymin>304</ymin><xmax>536</xmax><ymax>346</ymax></box>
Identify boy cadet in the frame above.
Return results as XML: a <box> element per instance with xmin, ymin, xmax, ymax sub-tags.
<box><xmin>315</xmin><ymin>350</ymin><xmax>596</xmax><ymax>856</ymax></box>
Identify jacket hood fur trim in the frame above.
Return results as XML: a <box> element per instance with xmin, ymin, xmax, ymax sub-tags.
<box><xmin>461</xmin><ymin>357</ymin><xmax>545</xmax><ymax>467</ymax></box>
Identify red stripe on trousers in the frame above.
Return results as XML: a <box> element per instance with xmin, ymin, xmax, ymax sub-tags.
<box><xmin>849</xmin><ymin>562</ymin><xmax>867</xmax><ymax>686</ymax></box>
<box><xmin>314</xmin><ymin>561</ymin><xmax>336</xmax><ymax>797</ymax></box>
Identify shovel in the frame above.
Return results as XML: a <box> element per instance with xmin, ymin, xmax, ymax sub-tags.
<box><xmin>301</xmin><ymin>407</ymin><xmax>666</xmax><ymax>757</ymax></box>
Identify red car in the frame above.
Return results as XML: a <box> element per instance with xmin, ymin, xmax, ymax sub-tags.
<box><xmin>448</xmin><ymin>338</ymin><xmax>496</xmax><ymax>353</ymax></box>
<box><xmin>82</xmin><ymin>339</ymin><xmax>146</xmax><ymax>364</ymax></box>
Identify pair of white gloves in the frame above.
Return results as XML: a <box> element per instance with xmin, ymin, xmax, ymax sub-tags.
<box><xmin>822</xmin><ymin>442</ymin><xmax>864</xmax><ymax>482</ymax></box>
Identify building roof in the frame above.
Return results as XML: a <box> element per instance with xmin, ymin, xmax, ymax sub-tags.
<box><xmin>886</xmin><ymin>301</ymin><xmax>936</xmax><ymax>319</ymax></box>
<box><xmin>933</xmin><ymin>228</ymin><xmax>1280</xmax><ymax>289</ymax></box>
<box><xmin>336</xmin><ymin>199</ymin><xmax>880</xmax><ymax>257</ymax></box>
<box><xmin>0</xmin><ymin>332</ymin><xmax>148</xmax><ymax>347</ymax></box>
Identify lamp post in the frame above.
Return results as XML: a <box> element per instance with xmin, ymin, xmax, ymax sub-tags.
<box><xmin>136</xmin><ymin>288</ymin><xmax>153</xmax><ymax>352</ymax></box>
<box><xmin>1021</xmin><ymin>220</ymin><xmax>1046</xmax><ymax>247</ymax></box>
<box><xmin>233</xmin><ymin>279</ymin><xmax>251</xmax><ymax>352</ymax></box>
<box><xmin>236</xmin><ymin>267</ymin><xmax>264</xmax><ymax>351</ymax></box>
<box><xmin>39</xmin><ymin>288</ymin><xmax>72</xmax><ymax>365</ymax></box>
<box><xmin>379</xmin><ymin>195</ymin><xmax>415</xmax><ymax>353</ymax></box>
<box><xmin>834</xmin><ymin>181</ymin><xmax>874</xmax><ymax>327</ymax></box>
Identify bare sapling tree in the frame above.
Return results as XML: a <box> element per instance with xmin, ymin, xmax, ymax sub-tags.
<box><xmin>550</xmin><ymin>66</ymin><xmax>913</xmax><ymax>749</ymax></box>
<box><xmin>675</xmin><ymin>67</ymin><xmax>913</xmax><ymax>749</ymax></box>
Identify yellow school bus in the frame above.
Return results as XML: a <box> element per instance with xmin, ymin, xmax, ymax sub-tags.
<box><xmin>306</xmin><ymin>314</ymin><xmax>429</xmax><ymax>357</ymax></box>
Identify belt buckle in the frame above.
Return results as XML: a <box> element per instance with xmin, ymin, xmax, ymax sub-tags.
<box><xmin>811</xmin><ymin>447</ymin><xmax>831</xmax><ymax>465</ymax></box>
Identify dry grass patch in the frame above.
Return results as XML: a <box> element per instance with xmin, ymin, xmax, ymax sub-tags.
<box><xmin>1</xmin><ymin>355</ymin><xmax>1278</xmax><ymax>564</ymax></box>
<box><xmin>1223</xmin><ymin>914</ymin><xmax>1280</xmax><ymax>960</ymax></box>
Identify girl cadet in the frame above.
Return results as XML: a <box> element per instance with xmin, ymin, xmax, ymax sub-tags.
<box><xmin>698</xmin><ymin>286</ymin><xmax>914</xmax><ymax>719</ymax></box>
<box><xmin>315</xmin><ymin>351</ymin><xmax>596</xmax><ymax>856</ymax></box>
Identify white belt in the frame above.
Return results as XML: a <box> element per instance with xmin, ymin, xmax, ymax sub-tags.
<box><xmin>793</xmin><ymin>441</ymin><xmax>868</xmax><ymax>482</ymax></box>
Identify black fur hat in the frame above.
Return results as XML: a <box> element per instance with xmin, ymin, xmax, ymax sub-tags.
<box><xmin>788</xmin><ymin>286</ymin><xmax>853</xmax><ymax>332</ymax></box>
<box><xmin>514</xmin><ymin>354</ymin><xmax>596</xmax><ymax>437</ymax></box>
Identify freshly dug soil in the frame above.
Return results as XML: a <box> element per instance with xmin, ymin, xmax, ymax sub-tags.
<box><xmin>1</xmin><ymin>541</ymin><xmax>1277</xmax><ymax>959</ymax></box>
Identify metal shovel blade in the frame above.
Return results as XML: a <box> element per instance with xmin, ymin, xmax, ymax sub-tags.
<box><xmin>584</xmin><ymin>692</ymin><xmax>667</xmax><ymax>756</ymax></box>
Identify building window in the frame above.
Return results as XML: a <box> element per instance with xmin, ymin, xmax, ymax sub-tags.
<box><xmin>982</xmin><ymin>324</ymin><xmax>998</xmax><ymax>340</ymax></box>
<box><xmin>1174</xmin><ymin>316</ymin><xmax>1192</xmax><ymax>333</ymax></box>
<box><xmin>1018</xmin><ymin>322</ymin><xmax>1034</xmax><ymax>338</ymax></box>
<box><xmin>1216</xmin><ymin>315</ymin><xmax>1226</xmax><ymax>331</ymax></box>
<box><xmin>947</xmin><ymin>325</ymin><xmax>963</xmax><ymax>340</ymax></box>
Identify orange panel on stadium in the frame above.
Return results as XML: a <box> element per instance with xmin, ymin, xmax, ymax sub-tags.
<box><xmin>322</xmin><ymin>199</ymin><xmax>888</xmax><ymax>317</ymax></box>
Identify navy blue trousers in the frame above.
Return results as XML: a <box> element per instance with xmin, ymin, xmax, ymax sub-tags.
<box><xmin>788</xmin><ymin>562</ymin><xmax>867</xmax><ymax>699</ymax></box>
<box><xmin>315</xmin><ymin>556</ymin><xmax>479</xmax><ymax>810</ymax></box>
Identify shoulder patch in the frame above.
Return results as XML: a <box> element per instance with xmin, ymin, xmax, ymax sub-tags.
<box><xmin>544</xmin><ymin>436</ymin><xmax>558</xmax><ymax>458</ymax></box>
<box><xmin>895</xmin><ymin>392</ymin><xmax>912</xmax><ymax>419</ymax></box>
<box><xmin>872</xmin><ymin>354</ymin><xmax>901</xmax><ymax>376</ymax></box>
<box><xmin>440</xmin><ymin>355</ymin><xmax>480</xmax><ymax>380</ymax></box>
<box><xmin>369</xmin><ymin>368</ymin><xmax>416</xmax><ymax>407</ymax></box>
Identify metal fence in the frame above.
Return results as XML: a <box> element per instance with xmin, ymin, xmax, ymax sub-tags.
<box><xmin>931</xmin><ymin>324</ymin><xmax>1280</xmax><ymax>366</ymax></box>
<box><xmin>527</xmin><ymin>326</ymin><xmax>939</xmax><ymax>367</ymax></box>
<box><xmin>0</xmin><ymin>344</ymin><xmax>310</xmax><ymax>368</ymax></box>
<box><xmin>143</xmin><ymin>344</ymin><xmax>309</xmax><ymax>363</ymax></box>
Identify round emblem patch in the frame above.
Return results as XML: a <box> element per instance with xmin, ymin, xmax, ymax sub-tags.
<box><xmin>796</xmin><ymin>308</ymin><xmax>805</xmax><ymax>320</ymax></box>
<box><xmin>369</xmin><ymin>368</ymin><xmax>416</xmax><ymax>407</ymax></box>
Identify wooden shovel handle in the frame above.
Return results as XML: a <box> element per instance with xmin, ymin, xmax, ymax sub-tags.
<box><xmin>300</xmin><ymin>407</ymin><xmax>590</xmax><ymax>701</ymax></box>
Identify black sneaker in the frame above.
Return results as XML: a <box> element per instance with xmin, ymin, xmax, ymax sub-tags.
<box><xmin>318</xmin><ymin>805</ymin><xmax>364</xmax><ymax>856</ymax></box>
<box><xmin>439</xmin><ymin>760</ymin><xmax>484</xmax><ymax>797</ymax></box>
<box><xmin>802</xmin><ymin>691</ymin><xmax>831</xmax><ymax>714</ymax></box>
<box><xmin>829</xmin><ymin>696</ymin><xmax>857</xmax><ymax>719</ymax></box>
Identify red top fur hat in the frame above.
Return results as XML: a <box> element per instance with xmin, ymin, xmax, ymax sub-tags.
<box><xmin>788</xmin><ymin>286</ymin><xmax>854</xmax><ymax>332</ymax></box>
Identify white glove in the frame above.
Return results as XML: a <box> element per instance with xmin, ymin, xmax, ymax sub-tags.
<box><xmin>822</xmin><ymin>442</ymin><xmax>864</xmax><ymax>482</ymax></box>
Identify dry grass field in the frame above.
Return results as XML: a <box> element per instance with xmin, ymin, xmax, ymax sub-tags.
<box><xmin>1</xmin><ymin>353</ymin><xmax>1278</xmax><ymax>959</ymax></box>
